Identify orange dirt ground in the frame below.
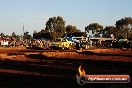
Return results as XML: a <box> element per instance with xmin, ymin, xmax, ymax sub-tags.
<box><xmin>0</xmin><ymin>47</ymin><xmax>131</xmax><ymax>88</ymax></box>
<box><xmin>0</xmin><ymin>47</ymin><xmax>132</xmax><ymax>62</ymax></box>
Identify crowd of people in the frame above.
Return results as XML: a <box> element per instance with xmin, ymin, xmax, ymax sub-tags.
<box><xmin>0</xmin><ymin>36</ymin><xmax>51</xmax><ymax>49</ymax></box>
<box><xmin>0</xmin><ymin>35</ymin><xmax>132</xmax><ymax>50</ymax></box>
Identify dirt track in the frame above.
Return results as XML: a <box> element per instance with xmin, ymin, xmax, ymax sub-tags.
<box><xmin>0</xmin><ymin>48</ymin><xmax>132</xmax><ymax>88</ymax></box>
<box><xmin>0</xmin><ymin>48</ymin><xmax>132</xmax><ymax>62</ymax></box>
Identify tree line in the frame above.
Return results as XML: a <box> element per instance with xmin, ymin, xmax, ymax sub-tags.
<box><xmin>34</xmin><ymin>16</ymin><xmax>132</xmax><ymax>41</ymax></box>
<box><xmin>33</xmin><ymin>16</ymin><xmax>81</xmax><ymax>40</ymax></box>
<box><xmin>0</xmin><ymin>31</ymin><xmax>32</xmax><ymax>40</ymax></box>
<box><xmin>1</xmin><ymin>16</ymin><xmax>132</xmax><ymax>41</ymax></box>
<box><xmin>85</xmin><ymin>17</ymin><xmax>132</xmax><ymax>40</ymax></box>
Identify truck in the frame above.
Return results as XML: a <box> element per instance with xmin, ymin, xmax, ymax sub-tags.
<box><xmin>51</xmin><ymin>38</ymin><xmax>74</xmax><ymax>50</ymax></box>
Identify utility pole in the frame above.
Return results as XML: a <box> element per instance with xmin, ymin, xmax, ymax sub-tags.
<box><xmin>23</xmin><ymin>23</ymin><xmax>25</xmax><ymax>35</ymax></box>
<box><xmin>22</xmin><ymin>23</ymin><xmax>25</xmax><ymax>42</ymax></box>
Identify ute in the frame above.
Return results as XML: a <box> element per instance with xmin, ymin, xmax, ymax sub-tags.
<box><xmin>51</xmin><ymin>38</ymin><xmax>74</xmax><ymax>50</ymax></box>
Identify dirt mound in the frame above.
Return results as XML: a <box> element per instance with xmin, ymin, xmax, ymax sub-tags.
<box><xmin>0</xmin><ymin>47</ymin><xmax>26</xmax><ymax>54</ymax></box>
<box><xmin>88</xmin><ymin>49</ymin><xmax>132</xmax><ymax>55</ymax></box>
<box><xmin>0</xmin><ymin>48</ymin><xmax>132</xmax><ymax>62</ymax></box>
<box><xmin>42</xmin><ymin>52</ymin><xmax>80</xmax><ymax>58</ymax></box>
<box><xmin>0</xmin><ymin>54</ymin><xmax>29</xmax><ymax>61</ymax></box>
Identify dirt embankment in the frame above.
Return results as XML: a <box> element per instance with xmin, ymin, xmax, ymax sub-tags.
<box><xmin>0</xmin><ymin>47</ymin><xmax>26</xmax><ymax>54</ymax></box>
<box><xmin>41</xmin><ymin>49</ymin><xmax>132</xmax><ymax>62</ymax></box>
<box><xmin>0</xmin><ymin>47</ymin><xmax>37</xmax><ymax>62</ymax></box>
<box><xmin>0</xmin><ymin>48</ymin><xmax>132</xmax><ymax>62</ymax></box>
<box><xmin>87</xmin><ymin>49</ymin><xmax>132</xmax><ymax>55</ymax></box>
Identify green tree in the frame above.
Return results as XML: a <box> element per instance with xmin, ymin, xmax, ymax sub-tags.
<box><xmin>85</xmin><ymin>23</ymin><xmax>103</xmax><ymax>36</ymax></box>
<box><xmin>103</xmin><ymin>26</ymin><xmax>117</xmax><ymax>37</ymax></box>
<box><xmin>116</xmin><ymin>17</ymin><xmax>132</xmax><ymax>39</ymax></box>
<box><xmin>5</xmin><ymin>35</ymin><xmax>9</xmax><ymax>37</ymax></box>
<box><xmin>0</xmin><ymin>33</ymin><xmax>5</xmax><ymax>37</ymax></box>
<box><xmin>23</xmin><ymin>31</ymin><xmax>32</xmax><ymax>39</ymax></box>
<box><xmin>66</xmin><ymin>25</ymin><xmax>79</xmax><ymax>33</ymax></box>
<box><xmin>45</xmin><ymin>16</ymin><xmax>66</xmax><ymax>40</ymax></box>
<box><xmin>11</xmin><ymin>32</ymin><xmax>17</xmax><ymax>38</ymax></box>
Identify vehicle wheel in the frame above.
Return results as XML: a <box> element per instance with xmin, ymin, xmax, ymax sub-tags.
<box><xmin>61</xmin><ymin>45</ymin><xmax>65</xmax><ymax>50</ymax></box>
<box><xmin>61</xmin><ymin>47</ymin><xmax>65</xmax><ymax>50</ymax></box>
<box><xmin>68</xmin><ymin>46</ymin><xmax>73</xmax><ymax>50</ymax></box>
